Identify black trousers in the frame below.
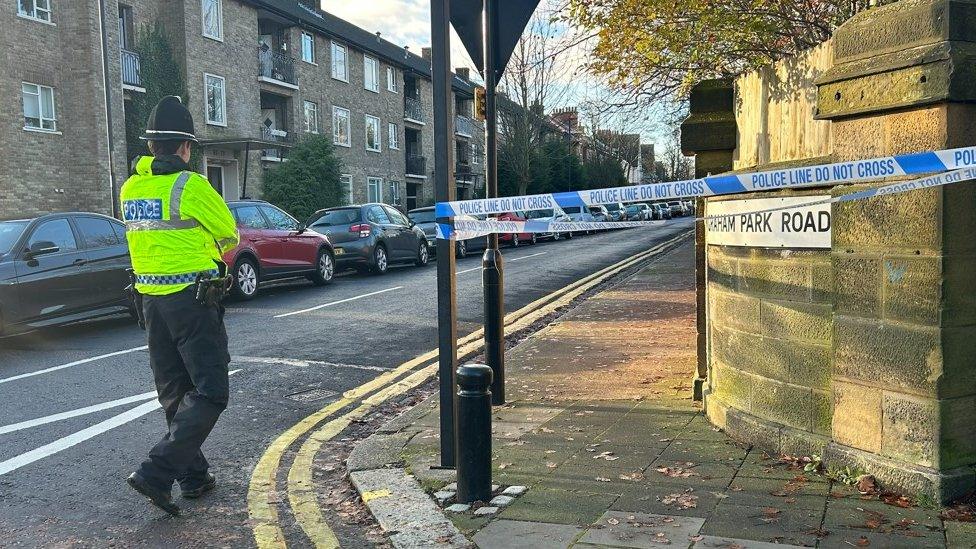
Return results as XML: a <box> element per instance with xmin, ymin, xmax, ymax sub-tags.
<box><xmin>137</xmin><ymin>287</ymin><xmax>229</xmax><ymax>489</ymax></box>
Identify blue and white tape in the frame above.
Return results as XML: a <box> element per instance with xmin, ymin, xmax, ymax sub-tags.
<box><xmin>435</xmin><ymin>167</ymin><xmax>976</xmax><ymax>239</ymax></box>
<box><xmin>435</xmin><ymin>146</ymin><xmax>976</xmax><ymax>219</ymax></box>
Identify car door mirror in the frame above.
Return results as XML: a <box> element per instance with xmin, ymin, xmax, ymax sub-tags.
<box><xmin>295</xmin><ymin>222</ymin><xmax>307</xmax><ymax>234</ymax></box>
<box><xmin>27</xmin><ymin>241</ymin><xmax>59</xmax><ymax>258</ymax></box>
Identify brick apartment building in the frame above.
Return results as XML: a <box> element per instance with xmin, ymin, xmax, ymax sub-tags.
<box><xmin>1</xmin><ymin>0</ymin><xmax>485</xmax><ymax>219</ymax></box>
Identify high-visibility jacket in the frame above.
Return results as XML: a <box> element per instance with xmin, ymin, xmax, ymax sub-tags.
<box><xmin>120</xmin><ymin>155</ymin><xmax>239</xmax><ymax>296</ymax></box>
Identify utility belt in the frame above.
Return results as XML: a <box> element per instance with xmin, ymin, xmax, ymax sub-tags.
<box><xmin>127</xmin><ymin>265</ymin><xmax>232</xmax><ymax>330</ymax></box>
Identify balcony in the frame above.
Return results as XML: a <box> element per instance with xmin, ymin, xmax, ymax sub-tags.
<box><xmin>455</xmin><ymin>115</ymin><xmax>478</xmax><ymax>138</ymax></box>
<box><xmin>120</xmin><ymin>49</ymin><xmax>143</xmax><ymax>91</ymax></box>
<box><xmin>258</xmin><ymin>48</ymin><xmax>297</xmax><ymax>89</ymax></box>
<box><xmin>260</xmin><ymin>125</ymin><xmax>293</xmax><ymax>162</ymax></box>
<box><xmin>404</xmin><ymin>96</ymin><xmax>425</xmax><ymax>124</ymax></box>
<box><xmin>406</xmin><ymin>154</ymin><xmax>426</xmax><ymax>177</ymax></box>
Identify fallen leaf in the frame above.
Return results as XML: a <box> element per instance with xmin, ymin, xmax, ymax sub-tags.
<box><xmin>689</xmin><ymin>535</ymin><xmax>704</xmax><ymax>542</ymax></box>
<box><xmin>540</xmin><ymin>427</ymin><xmax>554</xmax><ymax>433</ymax></box>
<box><xmin>546</xmin><ymin>462</ymin><xmax>557</xmax><ymax>469</ymax></box>
<box><xmin>619</xmin><ymin>472</ymin><xmax>645</xmax><ymax>481</ymax></box>
<box><xmin>710</xmin><ymin>492</ymin><xmax>729</xmax><ymax>499</ymax></box>
<box><xmin>595</xmin><ymin>477</ymin><xmax>611</xmax><ymax>482</ymax></box>
<box><xmin>855</xmin><ymin>536</ymin><xmax>870</xmax><ymax>546</ymax></box>
<box><xmin>661</xmin><ymin>493</ymin><xmax>698</xmax><ymax>509</ymax></box>
<box><xmin>607</xmin><ymin>518</ymin><xmax>620</xmax><ymax>525</ymax></box>
<box><xmin>857</xmin><ymin>475</ymin><xmax>878</xmax><ymax>495</ymax></box>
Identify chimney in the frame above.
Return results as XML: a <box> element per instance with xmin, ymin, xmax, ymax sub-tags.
<box><xmin>455</xmin><ymin>67</ymin><xmax>470</xmax><ymax>81</ymax></box>
<box><xmin>422</xmin><ymin>47</ymin><xmax>432</xmax><ymax>61</ymax></box>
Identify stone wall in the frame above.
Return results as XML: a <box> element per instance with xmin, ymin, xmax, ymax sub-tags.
<box><xmin>684</xmin><ymin>0</ymin><xmax>976</xmax><ymax>502</ymax></box>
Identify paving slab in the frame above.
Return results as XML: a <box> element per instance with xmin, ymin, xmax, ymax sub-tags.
<box><xmin>473</xmin><ymin>520</ymin><xmax>584</xmax><ymax>549</ymax></box>
<box><xmin>347</xmin><ymin>432</ymin><xmax>412</xmax><ymax>472</ymax></box>
<box><xmin>579</xmin><ymin>510</ymin><xmax>705</xmax><ymax>548</ymax></box>
<box><xmin>692</xmin><ymin>535</ymin><xmax>806</xmax><ymax>548</ymax></box>
<box><xmin>498</xmin><ymin>487</ymin><xmax>620</xmax><ymax>526</ymax></box>
<box><xmin>349</xmin><ymin>468</ymin><xmax>471</xmax><ymax>548</ymax></box>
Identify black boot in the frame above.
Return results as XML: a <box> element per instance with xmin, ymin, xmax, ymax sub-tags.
<box><xmin>126</xmin><ymin>472</ymin><xmax>180</xmax><ymax>516</ymax></box>
<box><xmin>179</xmin><ymin>472</ymin><xmax>216</xmax><ymax>499</ymax></box>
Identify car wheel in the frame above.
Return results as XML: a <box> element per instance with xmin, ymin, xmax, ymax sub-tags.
<box><xmin>415</xmin><ymin>241</ymin><xmax>430</xmax><ymax>267</ymax></box>
<box><xmin>512</xmin><ymin>234</ymin><xmax>520</xmax><ymax>247</ymax></box>
<box><xmin>232</xmin><ymin>257</ymin><xmax>259</xmax><ymax>300</ymax></box>
<box><xmin>456</xmin><ymin>240</ymin><xmax>467</xmax><ymax>259</ymax></box>
<box><xmin>372</xmin><ymin>245</ymin><xmax>389</xmax><ymax>275</ymax></box>
<box><xmin>310</xmin><ymin>248</ymin><xmax>335</xmax><ymax>286</ymax></box>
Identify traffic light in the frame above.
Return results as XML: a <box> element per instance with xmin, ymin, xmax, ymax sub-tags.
<box><xmin>474</xmin><ymin>86</ymin><xmax>486</xmax><ymax>121</ymax></box>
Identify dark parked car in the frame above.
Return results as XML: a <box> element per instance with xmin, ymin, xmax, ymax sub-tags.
<box><xmin>0</xmin><ymin>213</ymin><xmax>133</xmax><ymax>334</ymax></box>
<box><xmin>604</xmin><ymin>202</ymin><xmax>627</xmax><ymax>222</ymax></box>
<box><xmin>407</xmin><ymin>207</ymin><xmax>488</xmax><ymax>259</ymax></box>
<box><xmin>223</xmin><ymin>200</ymin><xmax>336</xmax><ymax>300</ymax></box>
<box><xmin>308</xmin><ymin>203</ymin><xmax>430</xmax><ymax>274</ymax></box>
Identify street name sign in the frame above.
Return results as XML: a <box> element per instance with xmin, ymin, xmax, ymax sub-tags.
<box><xmin>705</xmin><ymin>196</ymin><xmax>831</xmax><ymax>248</ymax></box>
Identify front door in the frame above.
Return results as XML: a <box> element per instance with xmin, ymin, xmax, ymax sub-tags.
<box><xmin>260</xmin><ymin>205</ymin><xmax>316</xmax><ymax>270</ymax></box>
<box><xmin>207</xmin><ymin>165</ymin><xmax>224</xmax><ymax>196</ymax></box>
<box><xmin>233</xmin><ymin>205</ymin><xmax>283</xmax><ymax>272</ymax></box>
<box><xmin>13</xmin><ymin>218</ymin><xmax>94</xmax><ymax>322</ymax></box>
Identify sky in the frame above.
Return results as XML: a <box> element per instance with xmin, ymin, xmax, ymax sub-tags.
<box><xmin>320</xmin><ymin>0</ymin><xmax>664</xmax><ymax>146</ymax></box>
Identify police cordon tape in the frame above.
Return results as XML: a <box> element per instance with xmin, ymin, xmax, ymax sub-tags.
<box><xmin>434</xmin><ymin>167</ymin><xmax>976</xmax><ymax>240</ymax></box>
<box><xmin>434</xmin><ymin>146</ymin><xmax>976</xmax><ymax>220</ymax></box>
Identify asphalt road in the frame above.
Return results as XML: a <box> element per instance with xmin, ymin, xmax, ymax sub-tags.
<box><xmin>0</xmin><ymin>219</ymin><xmax>693</xmax><ymax>548</ymax></box>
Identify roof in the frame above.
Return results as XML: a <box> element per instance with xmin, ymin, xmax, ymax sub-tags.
<box><xmin>245</xmin><ymin>0</ymin><xmax>477</xmax><ymax>93</ymax></box>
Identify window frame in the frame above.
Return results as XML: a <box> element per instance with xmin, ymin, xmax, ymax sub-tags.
<box><xmin>27</xmin><ymin>218</ymin><xmax>78</xmax><ymax>255</ymax></box>
<box><xmin>365</xmin><ymin>114</ymin><xmax>381</xmax><ymax>152</ymax></box>
<box><xmin>18</xmin><ymin>0</ymin><xmax>52</xmax><ymax>24</ymax></box>
<box><xmin>201</xmin><ymin>0</ymin><xmax>223</xmax><ymax>41</ymax></box>
<box><xmin>259</xmin><ymin>205</ymin><xmax>299</xmax><ymax>231</ymax></box>
<box><xmin>303</xmin><ymin>100</ymin><xmax>319</xmax><ymax>134</ymax></box>
<box><xmin>332</xmin><ymin>106</ymin><xmax>351</xmax><ymax>147</ymax></box>
<box><xmin>363</xmin><ymin>55</ymin><xmax>379</xmax><ymax>93</ymax></box>
<box><xmin>301</xmin><ymin>31</ymin><xmax>316</xmax><ymax>64</ymax></box>
<box><xmin>340</xmin><ymin>174</ymin><xmax>353</xmax><ymax>205</ymax></box>
<box><xmin>21</xmin><ymin>82</ymin><xmax>57</xmax><ymax>132</ymax></box>
<box><xmin>388</xmin><ymin>122</ymin><xmax>399</xmax><ymax>150</ymax></box>
<box><xmin>385</xmin><ymin>184</ymin><xmax>402</xmax><ymax>208</ymax></box>
<box><xmin>366</xmin><ymin>177</ymin><xmax>383</xmax><ymax>204</ymax></box>
<box><xmin>330</xmin><ymin>41</ymin><xmax>348</xmax><ymax>82</ymax></box>
<box><xmin>203</xmin><ymin>73</ymin><xmax>227</xmax><ymax>127</ymax></box>
<box><xmin>74</xmin><ymin>216</ymin><xmax>121</xmax><ymax>250</ymax></box>
<box><xmin>386</xmin><ymin>66</ymin><xmax>398</xmax><ymax>93</ymax></box>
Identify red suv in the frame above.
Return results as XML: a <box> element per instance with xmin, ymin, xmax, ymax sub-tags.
<box><xmin>223</xmin><ymin>200</ymin><xmax>335</xmax><ymax>299</ymax></box>
<box><xmin>497</xmin><ymin>211</ymin><xmax>537</xmax><ymax>247</ymax></box>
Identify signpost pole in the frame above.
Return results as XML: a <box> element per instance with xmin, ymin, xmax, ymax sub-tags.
<box><xmin>482</xmin><ymin>0</ymin><xmax>505</xmax><ymax>406</ymax></box>
<box><xmin>432</xmin><ymin>0</ymin><xmax>458</xmax><ymax>468</ymax></box>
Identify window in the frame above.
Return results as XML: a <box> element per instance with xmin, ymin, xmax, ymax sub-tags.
<box><xmin>233</xmin><ymin>206</ymin><xmax>269</xmax><ymax>229</ymax></box>
<box><xmin>301</xmin><ymin>32</ymin><xmax>315</xmax><ymax>64</ymax></box>
<box><xmin>332</xmin><ymin>106</ymin><xmax>350</xmax><ymax>146</ymax></box>
<box><xmin>18</xmin><ymin>0</ymin><xmax>51</xmax><ymax>22</ymax></box>
<box><xmin>386</xmin><ymin>184</ymin><xmax>401</xmax><ymax>207</ymax></box>
<box><xmin>388</xmin><ymin>122</ymin><xmax>399</xmax><ymax>150</ymax></box>
<box><xmin>366</xmin><ymin>204</ymin><xmax>389</xmax><ymax>223</ymax></box>
<box><xmin>367</xmin><ymin>178</ymin><xmax>383</xmax><ymax>204</ymax></box>
<box><xmin>22</xmin><ymin>83</ymin><xmax>57</xmax><ymax>132</ymax></box>
<box><xmin>387</xmin><ymin>67</ymin><xmax>397</xmax><ymax>93</ymax></box>
<box><xmin>204</xmin><ymin>74</ymin><xmax>226</xmax><ymax>126</ymax></box>
<box><xmin>75</xmin><ymin>217</ymin><xmax>120</xmax><ymax>249</ymax></box>
<box><xmin>471</xmin><ymin>141</ymin><xmax>480</xmax><ymax>165</ymax></box>
<box><xmin>365</xmin><ymin>115</ymin><xmax>381</xmax><ymax>152</ymax></box>
<box><xmin>118</xmin><ymin>5</ymin><xmax>134</xmax><ymax>49</ymax></box>
<box><xmin>201</xmin><ymin>0</ymin><xmax>222</xmax><ymax>40</ymax></box>
<box><xmin>340</xmin><ymin>175</ymin><xmax>353</xmax><ymax>205</ymax></box>
<box><xmin>331</xmin><ymin>41</ymin><xmax>347</xmax><ymax>81</ymax></box>
<box><xmin>303</xmin><ymin>101</ymin><xmax>319</xmax><ymax>134</ymax></box>
<box><xmin>28</xmin><ymin>219</ymin><xmax>77</xmax><ymax>252</ymax></box>
<box><xmin>260</xmin><ymin>206</ymin><xmax>298</xmax><ymax>231</ymax></box>
<box><xmin>364</xmin><ymin>56</ymin><xmax>378</xmax><ymax>92</ymax></box>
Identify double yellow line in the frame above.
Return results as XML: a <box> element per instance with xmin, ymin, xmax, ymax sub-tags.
<box><xmin>247</xmin><ymin>231</ymin><xmax>691</xmax><ymax>548</ymax></box>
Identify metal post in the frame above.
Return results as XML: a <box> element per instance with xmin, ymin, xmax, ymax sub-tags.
<box><xmin>482</xmin><ymin>0</ymin><xmax>505</xmax><ymax>405</ymax></box>
<box><xmin>432</xmin><ymin>0</ymin><xmax>458</xmax><ymax>468</ymax></box>
<box><xmin>456</xmin><ymin>364</ymin><xmax>493</xmax><ymax>503</ymax></box>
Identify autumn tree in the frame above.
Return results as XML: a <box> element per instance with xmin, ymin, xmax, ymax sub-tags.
<box><xmin>563</xmin><ymin>0</ymin><xmax>894</xmax><ymax>106</ymax></box>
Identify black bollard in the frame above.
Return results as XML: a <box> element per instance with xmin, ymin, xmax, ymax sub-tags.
<box><xmin>482</xmin><ymin>247</ymin><xmax>505</xmax><ymax>405</ymax></box>
<box><xmin>456</xmin><ymin>363</ymin><xmax>493</xmax><ymax>504</ymax></box>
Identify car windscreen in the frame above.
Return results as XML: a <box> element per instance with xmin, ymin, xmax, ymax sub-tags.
<box><xmin>562</xmin><ymin>206</ymin><xmax>583</xmax><ymax>214</ymax></box>
<box><xmin>526</xmin><ymin>209</ymin><xmax>554</xmax><ymax>219</ymax></box>
<box><xmin>408</xmin><ymin>210</ymin><xmax>436</xmax><ymax>224</ymax></box>
<box><xmin>605</xmin><ymin>204</ymin><xmax>621</xmax><ymax>211</ymax></box>
<box><xmin>625</xmin><ymin>205</ymin><xmax>640</xmax><ymax>212</ymax></box>
<box><xmin>311</xmin><ymin>208</ymin><xmax>362</xmax><ymax>227</ymax></box>
<box><xmin>0</xmin><ymin>220</ymin><xmax>28</xmax><ymax>254</ymax></box>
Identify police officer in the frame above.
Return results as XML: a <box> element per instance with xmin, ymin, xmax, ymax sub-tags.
<box><xmin>120</xmin><ymin>96</ymin><xmax>239</xmax><ymax>516</ymax></box>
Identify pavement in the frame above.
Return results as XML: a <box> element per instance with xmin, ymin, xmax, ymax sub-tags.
<box><xmin>0</xmin><ymin>219</ymin><xmax>693</xmax><ymax>547</ymax></box>
<box><xmin>349</xmin><ymin>239</ymin><xmax>976</xmax><ymax>549</ymax></box>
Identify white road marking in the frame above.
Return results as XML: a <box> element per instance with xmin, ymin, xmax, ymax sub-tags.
<box><xmin>0</xmin><ymin>391</ymin><xmax>157</xmax><ymax>435</ymax></box>
<box><xmin>233</xmin><ymin>356</ymin><xmax>390</xmax><ymax>372</ymax></box>
<box><xmin>0</xmin><ymin>370</ymin><xmax>242</xmax><ymax>476</ymax></box>
<box><xmin>509</xmin><ymin>252</ymin><xmax>547</xmax><ymax>262</ymax></box>
<box><xmin>0</xmin><ymin>346</ymin><xmax>149</xmax><ymax>385</ymax></box>
<box><xmin>457</xmin><ymin>266</ymin><xmax>481</xmax><ymax>275</ymax></box>
<box><xmin>274</xmin><ymin>286</ymin><xmax>403</xmax><ymax>319</ymax></box>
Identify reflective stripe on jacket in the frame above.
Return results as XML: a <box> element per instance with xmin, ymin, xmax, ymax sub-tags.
<box><xmin>120</xmin><ymin>155</ymin><xmax>239</xmax><ymax>296</ymax></box>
